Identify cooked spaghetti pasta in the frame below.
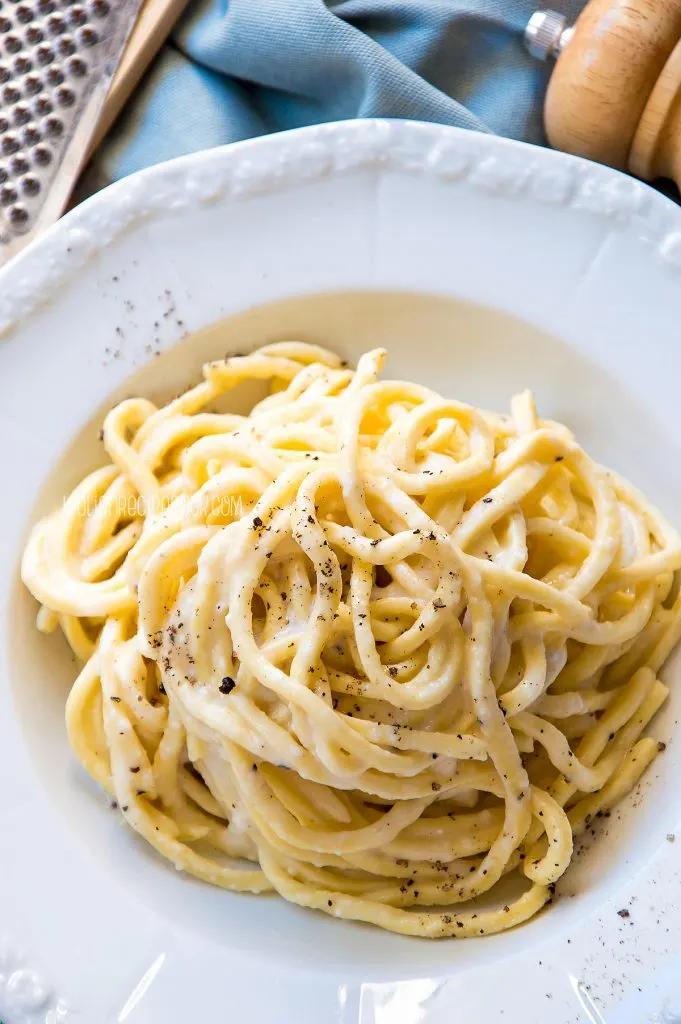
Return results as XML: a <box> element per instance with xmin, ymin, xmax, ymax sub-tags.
<box><xmin>22</xmin><ymin>342</ymin><xmax>681</xmax><ymax>937</ymax></box>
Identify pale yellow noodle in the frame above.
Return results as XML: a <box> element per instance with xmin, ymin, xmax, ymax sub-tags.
<box><xmin>21</xmin><ymin>342</ymin><xmax>681</xmax><ymax>938</ymax></box>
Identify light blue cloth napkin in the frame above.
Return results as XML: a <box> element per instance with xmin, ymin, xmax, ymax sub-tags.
<box><xmin>84</xmin><ymin>0</ymin><xmax>586</xmax><ymax>193</ymax></box>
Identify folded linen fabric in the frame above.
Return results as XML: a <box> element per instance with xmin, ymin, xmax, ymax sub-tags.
<box><xmin>81</xmin><ymin>0</ymin><xmax>585</xmax><ymax>195</ymax></box>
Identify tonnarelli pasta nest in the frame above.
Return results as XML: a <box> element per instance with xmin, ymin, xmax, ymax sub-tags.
<box><xmin>22</xmin><ymin>343</ymin><xmax>681</xmax><ymax>937</ymax></box>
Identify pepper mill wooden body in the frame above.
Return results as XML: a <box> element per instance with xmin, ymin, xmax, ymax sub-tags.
<box><xmin>526</xmin><ymin>1</ymin><xmax>681</xmax><ymax>188</ymax></box>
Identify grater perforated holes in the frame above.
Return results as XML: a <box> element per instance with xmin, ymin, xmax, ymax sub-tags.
<box><xmin>57</xmin><ymin>35</ymin><xmax>74</xmax><ymax>55</ymax></box>
<box><xmin>0</xmin><ymin>17</ymin><xmax>11</xmax><ymax>33</ymax></box>
<box><xmin>13</xmin><ymin>54</ymin><xmax>32</xmax><ymax>72</ymax></box>
<box><xmin>23</xmin><ymin>72</ymin><xmax>42</xmax><ymax>93</ymax></box>
<box><xmin>43</xmin><ymin>113</ymin><xmax>61</xmax><ymax>135</ymax></box>
<box><xmin>33</xmin><ymin>143</ymin><xmax>51</xmax><ymax>164</ymax></box>
<box><xmin>9</xmin><ymin>203</ymin><xmax>29</xmax><ymax>228</ymax></box>
<box><xmin>21</xmin><ymin>174</ymin><xmax>40</xmax><ymax>195</ymax></box>
<box><xmin>35</xmin><ymin>43</ymin><xmax>53</xmax><ymax>63</ymax></box>
<box><xmin>89</xmin><ymin>0</ymin><xmax>109</xmax><ymax>15</ymax></box>
<box><xmin>4</xmin><ymin>34</ymin><xmax>22</xmax><ymax>53</ymax></box>
<box><xmin>0</xmin><ymin>117</ymin><xmax>9</xmax><ymax>132</ymax></box>
<box><xmin>33</xmin><ymin>93</ymin><xmax>50</xmax><ymax>114</ymax></box>
<box><xmin>0</xmin><ymin>183</ymin><xmax>18</xmax><ymax>204</ymax></box>
<box><xmin>45</xmin><ymin>64</ymin><xmax>62</xmax><ymax>84</ymax></box>
<box><xmin>22</xmin><ymin>125</ymin><xmax>41</xmax><ymax>145</ymax></box>
<box><xmin>55</xmin><ymin>83</ymin><xmax>72</xmax><ymax>105</ymax></box>
<box><xmin>25</xmin><ymin>25</ymin><xmax>43</xmax><ymax>43</ymax></box>
<box><xmin>16</xmin><ymin>5</ymin><xmax>34</xmax><ymax>23</ymax></box>
<box><xmin>78</xmin><ymin>25</ymin><xmax>96</xmax><ymax>46</ymax></box>
<box><xmin>0</xmin><ymin>168</ymin><xmax>8</xmax><ymax>184</ymax></box>
<box><xmin>3</xmin><ymin>83</ymin><xmax>20</xmax><ymax>102</ymax></box>
<box><xmin>37</xmin><ymin>0</ymin><xmax>57</xmax><ymax>12</ymax></box>
<box><xmin>1</xmin><ymin>133</ymin><xmax>19</xmax><ymax>154</ymax></box>
<box><xmin>10</xmin><ymin>153</ymin><xmax>28</xmax><ymax>173</ymax></box>
<box><xmin>67</xmin><ymin>6</ymin><xmax>86</xmax><ymax>26</ymax></box>
<box><xmin>47</xmin><ymin>13</ymin><xmax>65</xmax><ymax>34</ymax></box>
<box><xmin>67</xmin><ymin>54</ymin><xmax>85</xmax><ymax>75</ymax></box>
<box><xmin>12</xmin><ymin>103</ymin><xmax>30</xmax><ymax>124</ymax></box>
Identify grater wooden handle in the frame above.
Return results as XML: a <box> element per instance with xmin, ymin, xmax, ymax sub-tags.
<box><xmin>87</xmin><ymin>0</ymin><xmax>190</xmax><ymax>159</ymax></box>
<box><xmin>528</xmin><ymin>1</ymin><xmax>681</xmax><ymax>189</ymax></box>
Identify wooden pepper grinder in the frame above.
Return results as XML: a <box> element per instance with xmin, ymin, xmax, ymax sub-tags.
<box><xmin>525</xmin><ymin>1</ymin><xmax>681</xmax><ymax>187</ymax></box>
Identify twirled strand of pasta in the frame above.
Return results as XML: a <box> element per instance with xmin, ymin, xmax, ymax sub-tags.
<box><xmin>22</xmin><ymin>342</ymin><xmax>681</xmax><ymax>937</ymax></box>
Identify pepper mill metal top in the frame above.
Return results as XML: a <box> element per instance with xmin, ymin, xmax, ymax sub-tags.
<box><xmin>524</xmin><ymin>10</ymin><xmax>574</xmax><ymax>62</ymax></box>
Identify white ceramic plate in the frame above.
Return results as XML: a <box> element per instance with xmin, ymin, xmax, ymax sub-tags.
<box><xmin>1</xmin><ymin>120</ymin><xmax>681</xmax><ymax>1024</ymax></box>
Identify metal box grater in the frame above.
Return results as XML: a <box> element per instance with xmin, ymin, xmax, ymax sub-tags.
<box><xmin>0</xmin><ymin>0</ymin><xmax>143</xmax><ymax>263</ymax></box>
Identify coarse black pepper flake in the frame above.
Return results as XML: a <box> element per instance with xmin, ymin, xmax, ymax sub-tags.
<box><xmin>110</xmin><ymin>696</ymin><xmax>121</xmax><ymax>702</ymax></box>
<box><xmin>617</xmin><ymin>908</ymin><xmax>630</xmax><ymax>918</ymax></box>
<box><xmin>130</xmin><ymin>766</ymin><xmax>140</xmax><ymax>774</ymax></box>
<box><xmin>220</xmin><ymin>676</ymin><xmax>236</xmax><ymax>694</ymax></box>
<box><xmin>252</xmin><ymin>516</ymin><xmax>263</xmax><ymax>529</ymax></box>
<box><xmin>482</xmin><ymin>496</ymin><xmax>493</xmax><ymax>504</ymax></box>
